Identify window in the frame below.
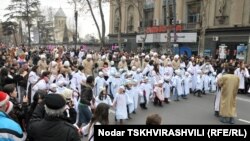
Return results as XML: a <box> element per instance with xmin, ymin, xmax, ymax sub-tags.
<box><xmin>144</xmin><ymin>9</ymin><xmax>154</xmax><ymax>27</ymax></box>
<box><xmin>127</xmin><ymin>6</ymin><xmax>134</xmax><ymax>32</ymax></box>
<box><xmin>187</xmin><ymin>2</ymin><xmax>201</xmax><ymax>23</ymax></box>
<box><xmin>163</xmin><ymin>5</ymin><xmax>173</xmax><ymax>25</ymax></box>
<box><xmin>114</xmin><ymin>9</ymin><xmax>120</xmax><ymax>33</ymax></box>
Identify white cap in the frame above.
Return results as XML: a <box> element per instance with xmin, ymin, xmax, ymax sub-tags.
<box><xmin>161</xmin><ymin>55</ymin><xmax>166</xmax><ymax>60</ymax></box>
<box><xmin>121</xmin><ymin>56</ymin><xmax>126</xmax><ymax>60</ymax></box>
<box><xmin>110</xmin><ymin>61</ymin><xmax>115</xmax><ymax>66</ymax></box>
<box><xmin>57</xmin><ymin>81</ymin><xmax>65</xmax><ymax>87</ymax></box>
<box><xmin>86</xmin><ymin>54</ymin><xmax>92</xmax><ymax>59</ymax></box>
<box><xmin>40</xmin><ymin>54</ymin><xmax>46</xmax><ymax>59</ymax></box>
<box><xmin>50</xmin><ymin>83</ymin><xmax>58</xmax><ymax>89</ymax></box>
<box><xmin>145</xmin><ymin>55</ymin><xmax>150</xmax><ymax>59</ymax></box>
<box><xmin>158</xmin><ymin>80</ymin><xmax>164</xmax><ymax>84</ymax></box>
<box><xmin>64</xmin><ymin>61</ymin><xmax>70</xmax><ymax>67</ymax></box>
<box><xmin>119</xmin><ymin>86</ymin><xmax>125</xmax><ymax>90</ymax></box>
<box><xmin>185</xmin><ymin>72</ymin><xmax>190</xmax><ymax>76</ymax></box>
<box><xmin>132</xmin><ymin>66</ymin><xmax>136</xmax><ymax>71</ymax></box>
<box><xmin>174</xmin><ymin>55</ymin><xmax>179</xmax><ymax>59</ymax></box>
<box><xmin>153</xmin><ymin>53</ymin><xmax>158</xmax><ymax>56</ymax></box>
<box><xmin>197</xmin><ymin>70</ymin><xmax>202</xmax><ymax>74</ymax></box>
<box><xmin>141</xmin><ymin>53</ymin><xmax>145</xmax><ymax>56</ymax></box>
<box><xmin>102</xmin><ymin>55</ymin><xmax>106</xmax><ymax>59</ymax></box>
<box><xmin>175</xmin><ymin>69</ymin><xmax>181</xmax><ymax>75</ymax></box>
<box><xmin>99</xmin><ymin>87</ymin><xmax>106</xmax><ymax>93</ymax></box>
<box><xmin>213</xmin><ymin>72</ymin><xmax>217</xmax><ymax>75</ymax></box>
<box><xmin>51</xmin><ymin>61</ymin><xmax>57</xmax><ymax>67</ymax></box>
<box><xmin>137</xmin><ymin>68</ymin><xmax>141</xmax><ymax>72</ymax></box>
<box><xmin>164</xmin><ymin>76</ymin><xmax>171</xmax><ymax>81</ymax></box>
<box><xmin>99</xmin><ymin>71</ymin><xmax>104</xmax><ymax>76</ymax></box>
<box><xmin>55</xmin><ymin>54</ymin><xmax>59</xmax><ymax>59</ymax></box>
<box><xmin>134</xmin><ymin>56</ymin><xmax>139</xmax><ymax>59</ymax></box>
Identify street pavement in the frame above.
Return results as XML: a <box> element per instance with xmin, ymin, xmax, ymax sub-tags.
<box><xmin>108</xmin><ymin>93</ymin><xmax>250</xmax><ymax>125</ymax></box>
<box><xmin>81</xmin><ymin>93</ymin><xmax>250</xmax><ymax>140</ymax></box>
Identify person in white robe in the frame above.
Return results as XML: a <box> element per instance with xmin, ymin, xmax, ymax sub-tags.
<box><xmin>163</xmin><ymin>76</ymin><xmax>171</xmax><ymax>103</ymax></box>
<box><xmin>172</xmin><ymin>69</ymin><xmax>183</xmax><ymax>101</ymax></box>
<box><xmin>183</xmin><ymin>72</ymin><xmax>191</xmax><ymax>99</ymax></box>
<box><xmin>32</xmin><ymin>76</ymin><xmax>49</xmax><ymax>103</ymax></box>
<box><xmin>214</xmin><ymin>72</ymin><xmax>223</xmax><ymax>117</ymax></box>
<box><xmin>133</xmin><ymin>68</ymin><xmax>143</xmax><ymax>82</ymax></box>
<box><xmin>131</xmin><ymin>80</ymin><xmax>139</xmax><ymax>113</ymax></box>
<box><xmin>112</xmin><ymin>86</ymin><xmax>128</xmax><ymax>124</ymax></box>
<box><xmin>234</xmin><ymin>64</ymin><xmax>250</xmax><ymax>94</ymax></box>
<box><xmin>210</xmin><ymin>72</ymin><xmax>217</xmax><ymax>93</ymax></box>
<box><xmin>94</xmin><ymin>71</ymin><xmax>107</xmax><ymax>97</ymax></box>
<box><xmin>95</xmin><ymin>87</ymin><xmax>112</xmax><ymax>107</ymax></box>
<box><xmin>26</xmin><ymin>66</ymin><xmax>39</xmax><ymax>103</ymax></box>
<box><xmin>203</xmin><ymin>71</ymin><xmax>211</xmax><ymax>94</ymax></box>
<box><xmin>195</xmin><ymin>70</ymin><xmax>204</xmax><ymax>97</ymax></box>
<box><xmin>124</xmin><ymin>80</ymin><xmax>134</xmax><ymax>119</ymax></box>
<box><xmin>153</xmin><ymin>80</ymin><xmax>164</xmax><ymax>106</ymax></box>
<box><xmin>139</xmin><ymin>77</ymin><xmax>152</xmax><ymax>109</ymax></box>
<box><xmin>70</xmin><ymin>66</ymin><xmax>86</xmax><ymax>93</ymax></box>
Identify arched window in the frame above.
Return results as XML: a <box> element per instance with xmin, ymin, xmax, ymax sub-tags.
<box><xmin>127</xmin><ymin>5</ymin><xmax>134</xmax><ymax>32</ymax></box>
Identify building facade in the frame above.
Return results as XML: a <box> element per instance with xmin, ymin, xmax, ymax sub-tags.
<box><xmin>109</xmin><ymin>0</ymin><xmax>250</xmax><ymax>62</ymax></box>
<box><xmin>54</xmin><ymin>8</ymin><xmax>74</xmax><ymax>43</ymax></box>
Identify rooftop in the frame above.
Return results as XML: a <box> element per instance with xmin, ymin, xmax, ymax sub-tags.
<box><xmin>55</xmin><ymin>8</ymin><xmax>66</xmax><ymax>18</ymax></box>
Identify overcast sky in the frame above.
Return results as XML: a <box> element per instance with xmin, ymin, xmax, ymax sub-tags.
<box><xmin>0</xmin><ymin>0</ymin><xmax>110</xmax><ymax>39</ymax></box>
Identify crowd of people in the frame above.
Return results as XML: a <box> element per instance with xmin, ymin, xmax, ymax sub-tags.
<box><xmin>0</xmin><ymin>44</ymin><xmax>249</xmax><ymax>140</ymax></box>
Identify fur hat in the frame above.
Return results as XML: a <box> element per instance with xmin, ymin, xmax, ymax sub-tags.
<box><xmin>45</xmin><ymin>94</ymin><xmax>66</xmax><ymax>110</ymax></box>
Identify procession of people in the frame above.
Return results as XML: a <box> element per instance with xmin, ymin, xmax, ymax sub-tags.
<box><xmin>0</xmin><ymin>43</ymin><xmax>249</xmax><ymax>140</ymax></box>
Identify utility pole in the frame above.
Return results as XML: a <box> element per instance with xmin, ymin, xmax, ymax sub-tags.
<box><xmin>172</xmin><ymin>0</ymin><xmax>178</xmax><ymax>55</ymax></box>
<box><xmin>166</xmin><ymin>0</ymin><xmax>171</xmax><ymax>54</ymax></box>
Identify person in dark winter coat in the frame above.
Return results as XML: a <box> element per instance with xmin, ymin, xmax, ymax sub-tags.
<box><xmin>28</xmin><ymin>94</ymin><xmax>80</xmax><ymax>141</ymax></box>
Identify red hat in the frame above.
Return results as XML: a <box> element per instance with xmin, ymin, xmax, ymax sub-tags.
<box><xmin>5</xmin><ymin>101</ymin><xmax>13</xmax><ymax>114</ymax></box>
<box><xmin>0</xmin><ymin>91</ymin><xmax>9</xmax><ymax>107</ymax></box>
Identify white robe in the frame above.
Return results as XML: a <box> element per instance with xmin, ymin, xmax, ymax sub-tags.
<box><xmin>26</xmin><ymin>71</ymin><xmax>39</xmax><ymax>95</ymax></box>
<box><xmin>163</xmin><ymin>82</ymin><xmax>171</xmax><ymax>98</ymax></box>
<box><xmin>196</xmin><ymin>75</ymin><xmax>204</xmax><ymax>91</ymax></box>
<box><xmin>94</xmin><ymin>76</ymin><xmax>107</xmax><ymax>96</ymax></box>
<box><xmin>203</xmin><ymin>74</ymin><xmax>210</xmax><ymax>92</ymax></box>
<box><xmin>95</xmin><ymin>95</ymin><xmax>112</xmax><ymax>107</ymax></box>
<box><xmin>132</xmin><ymin>86</ymin><xmax>139</xmax><ymax>110</ymax></box>
<box><xmin>234</xmin><ymin>68</ymin><xmax>249</xmax><ymax>89</ymax></box>
<box><xmin>183</xmin><ymin>75</ymin><xmax>191</xmax><ymax>95</ymax></box>
<box><xmin>126</xmin><ymin>89</ymin><xmax>134</xmax><ymax>114</ymax></box>
<box><xmin>139</xmin><ymin>83</ymin><xmax>152</xmax><ymax>104</ymax></box>
<box><xmin>210</xmin><ymin>75</ymin><xmax>217</xmax><ymax>92</ymax></box>
<box><xmin>214</xmin><ymin>73</ymin><xmax>223</xmax><ymax>111</ymax></box>
<box><xmin>113</xmin><ymin>94</ymin><xmax>128</xmax><ymax>120</ymax></box>
<box><xmin>70</xmin><ymin>71</ymin><xmax>86</xmax><ymax>92</ymax></box>
<box><xmin>32</xmin><ymin>79</ymin><xmax>48</xmax><ymax>103</ymax></box>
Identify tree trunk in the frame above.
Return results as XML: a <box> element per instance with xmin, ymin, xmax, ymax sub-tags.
<box><xmin>99</xmin><ymin>0</ymin><xmax>106</xmax><ymax>51</ymax></box>
<box><xmin>116</xmin><ymin>0</ymin><xmax>122</xmax><ymax>51</ymax></box>
<box><xmin>86</xmin><ymin>0</ymin><xmax>102</xmax><ymax>50</ymax></box>
<box><xmin>198</xmin><ymin>0</ymin><xmax>208</xmax><ymax>56</ymax></box>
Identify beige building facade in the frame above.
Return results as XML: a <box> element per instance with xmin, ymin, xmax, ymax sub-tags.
<box><xmin>109</xmin><ymin>0</ymin><xmax>250</xmax><ymax>62</ymax></box>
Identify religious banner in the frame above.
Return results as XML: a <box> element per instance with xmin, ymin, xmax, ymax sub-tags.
<box><xmin>236</xmin><ymin>44</ymin><xmax>247</xmax><ymax>60</ymax></box>
<box><xmin>218</xmin><ymin>44</ymin><xmax>227</xmax><ymax>59</ymax></box>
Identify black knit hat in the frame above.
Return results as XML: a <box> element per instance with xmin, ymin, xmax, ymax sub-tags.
<box><xmin>45</xmin><ymin>94</ymin><xmax>66</xmax><ymax>110</ymax></box>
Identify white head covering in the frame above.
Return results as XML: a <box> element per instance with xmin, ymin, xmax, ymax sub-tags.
<box><xmin>51</xmin><ymin>61</ymin><xmax>57</xmax><ymax>67</ymax></box>
<box><xmin>132</xmin><ymin>66</ymin><xmax>136</xmax><ymax>71</ymax></box>
<box><xmin>102</xmin><ymin>55</ymin><xmax>106</xmax><ymax>60</ymax></box>
<box><xmin>121</xmin><ymin>56</ymin><xmax>126</xmax><ymax>60</ymax></box>
<box><xmin>50</xmin><ymin>83</ymin><xmax>58</xmax><ymax>89</ymax></box>
<box><xmin>40</xmin><ymin>54</ymin><xmax>46</xmax><ymax>59</ymax></box>
<box><xmin>174</xmin><ymin>55</ymin><xmax>179</xmax><ymax>59</ymax></box>
<box><xmin>99</xmin><ymin>71</ymin><xmax>104</xmax><ymax>76</ymax></box>
<box><xmin>137</xmin><ymin>68</ymin><xmax>141</xmax><ymax>72</ymax></box>
<box><xmin>161</xmin><ymin>55</ymin><xmax>166</xmax><ymax>60</ymax></box>
<box><xmin>213</xmin><ymin>72</ymin><xmax>217</xmax><ymax>76</ymax></box>
<box><xmin>110</xmin><ymin>61</ymin><xmax>115</xmax><ymax>66</ymax></box>
<box><xmin>145</xmin><ymin>55</ymin><xmax>150</xmax><ymax>59</ymax></box>
<box><xmin>185</xmin><ymin>72</ymin><xmax>190</xmax><ymax>76</ymax></box>
<box><xmin>197</xmin><ymin>70</ymin><xmax>202</xmax><ymax>74</ymax></box>
<box><xmin>64</xmin><ymin>61</ymin><xmax>70</xmax><ymax>67</ymax></box>
<box><xmin>153</xmin><ymin>53</ymin><xmax>158</xmax><ymax>57</ymax></box>
<box><xmin>141</xmin><ymin>53</ymin><xmax>145</xmax><ymax>56</ymax></box>
<box><xmin>86</xmin><ymin>54</ymin><xmax>92</xmax><ymax>59</ymax></box>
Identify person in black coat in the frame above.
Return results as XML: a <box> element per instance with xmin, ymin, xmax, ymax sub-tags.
<box><xmin>28</xmin><ymin>94</ymin><xmax>80</xmax><ymax>141</ymax></box>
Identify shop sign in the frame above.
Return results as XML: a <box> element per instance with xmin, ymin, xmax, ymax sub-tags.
<box><xmin>236</xmin><ymin>44</ymin><xmax>247</xmax><ymax>60</ymax></box>
<box><xmin>146</xmin><ymin>25</ymin><xmax>184</xmax><ymax>33</ymax></box>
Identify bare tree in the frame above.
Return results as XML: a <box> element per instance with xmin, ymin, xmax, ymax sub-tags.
<box><xmin>198</xmin><ymin>0</ymin><xmax>209</xmax><ymax>56</ymax></box>
<box><xmin>5</xmin><ymin>0</ymin><xmax>41</xmax><ymax>47</ymax></box>
<box><xmin>73</xmin><ymin>0</ymin><xmax>107</xmax><ymax>51</ymax></box>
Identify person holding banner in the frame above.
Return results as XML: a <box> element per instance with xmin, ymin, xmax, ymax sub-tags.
<box><xmin>218</xmin><ymin>66</ymin><xmax>239</xmax><ymax>124</ymax></box>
